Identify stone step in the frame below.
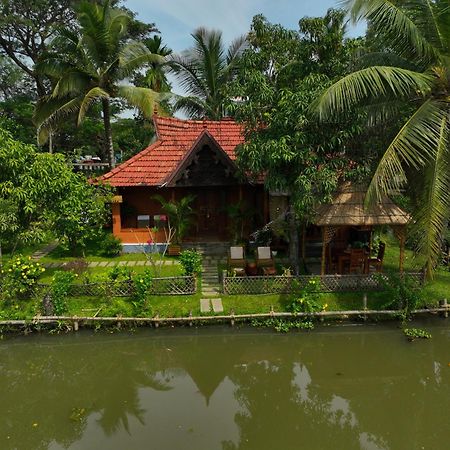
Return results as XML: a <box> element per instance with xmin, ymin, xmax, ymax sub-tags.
<box><xmin>211</xmin><ymin>298</ymin><xmax>223</xmax><ymax>313</ymax></box>
<box><xmin>200</xmin><ymin>299</ymin><xmax>211</xmax><ymax>313</ymax></box>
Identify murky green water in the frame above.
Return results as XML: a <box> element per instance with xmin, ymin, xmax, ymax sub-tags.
<box><xmin>1</xmin><ymin>321</ymin><xmax>450</xmax><ymax>450</ymax></box>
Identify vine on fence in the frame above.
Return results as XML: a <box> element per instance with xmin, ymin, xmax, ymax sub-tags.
<box><xmin>51</xmin><ymin>271</ymin><xmax>76</xmax><ymax>315</ymax></box>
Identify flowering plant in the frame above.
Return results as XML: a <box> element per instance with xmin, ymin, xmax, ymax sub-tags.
<box><xmin>1</xmin><ymin>255</ymin><xmax>45</xmax><ymax>299</ymax></box>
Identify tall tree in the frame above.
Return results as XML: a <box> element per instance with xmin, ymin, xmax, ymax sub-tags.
<box><xmin>170</xmin><ymin>27</ymin><xmax>247</xmax><ymax>119</ymax></box>
<box><xmin>34</xmin><ymin>0</ymin><xmax>163</xmax><ymax>167</ymax></box>
<box><xmin>228</xmin><ymin>13</ymin><xmax>362</xmax><ymax>271</ymax></box>
<box><xmin>313</xmin><ymin>0</ymin><xmax>450</xmax><ymax>277</ymax></box>
<box><xmin>0</xmin><ymin>0</ymin><xmax>76</xmax><ymax>97</ymax></box>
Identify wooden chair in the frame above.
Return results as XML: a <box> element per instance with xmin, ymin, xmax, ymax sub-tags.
<box><xmin>256</xmin><ymin>247</ymin><xmax>276</xmax><ymax>275</ymax></box>
<box><xmin>368</xmin><ymin>242</ymin><xmax>385</xmax><ymax>273</ymax></box>
<box><xmin>228</xmin><ymin>246</ymin><xmax>246</xmax><ymax>273</ymax></box>
<box><xmin>348</xmin><ymin>249</ymin><xmax>366</xmax><ymax>274</ymax></box>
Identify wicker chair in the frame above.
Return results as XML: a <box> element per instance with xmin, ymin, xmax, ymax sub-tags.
<box><xmin>228</xmin><ymin>246</ymin><xmax>246</xmax><ymax>274</ymax></box>
<box><xmin>256</xmin><ymin>247</ymin><xmax>276</xmax><ymax>275</ymax></box>
<box><xmin>348</xmin><ymin>249</ymin><xmax>366</xmax><ymax>274</ymax></box>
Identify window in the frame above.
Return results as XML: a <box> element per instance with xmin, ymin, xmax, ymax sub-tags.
<box><xmin>137</xmin><ymin>215</ymin><xmax>150</xmax><ymax>228</ymax></box>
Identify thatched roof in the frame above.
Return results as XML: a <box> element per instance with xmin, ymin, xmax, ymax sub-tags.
<box><xmin>315</xmin><ymin>183</ymin><xmax>410</xmax><ymax>227</ymax></box>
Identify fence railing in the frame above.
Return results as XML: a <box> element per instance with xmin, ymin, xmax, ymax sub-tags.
<box><xmin>222</xmin><ymin>272</ymin><xmax>425</xmax><ymax>295</ymax></box>
<box><xmin>31</xmin><ymin>276</ymin><xmax>197</xmax><ymax>298</ymax></box>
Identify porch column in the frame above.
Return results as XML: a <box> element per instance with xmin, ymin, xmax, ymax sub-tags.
<box><xmin>263</xmin><ymin>191</ymin><xmax>269</xmax><ymax>223</ymax></box>
<box><xmin>111</xmin><ymin>195</ymin><xmax>123</xmax><ymax>237</ymax></box>
<box><xmin>321</xmin><ymin>226</ymin><xmax>327</xmax><ymax>275</ymax></box>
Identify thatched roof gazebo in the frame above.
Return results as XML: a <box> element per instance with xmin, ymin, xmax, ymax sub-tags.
<box><xmin>313</xmin><ymin>183</ymin><xmax>410</xmax><ymax>275</ymax></box>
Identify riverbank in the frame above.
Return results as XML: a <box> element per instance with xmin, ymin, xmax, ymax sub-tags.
<box><xmin>1</xmin><ymin>303</ymin><xmax>449</xmax><ymax>335</ymax></box>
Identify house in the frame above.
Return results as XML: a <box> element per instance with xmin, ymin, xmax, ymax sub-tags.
<box><xmin>101</xmin><ymin>115</ymin><xmax>283</xmax><ymax>251</ymax></box>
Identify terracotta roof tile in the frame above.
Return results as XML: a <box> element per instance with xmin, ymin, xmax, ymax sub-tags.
<box><xmin>100</xmin><ymin>116</ymin><xmax>244</xmax><ymax>186</ymax></box>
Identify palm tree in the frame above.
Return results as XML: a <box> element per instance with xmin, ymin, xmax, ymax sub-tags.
<box><xmin>169</xmin><ymin>27</ymin><xmax>247</xmax><ymax>119</ymax></box>
<box><xmin>152</xmin><ymin>194</ymin><xmax>196</xmax><ymax>245</ymax></box>
<box><xmin>141</xmin><ymin>35</ymin><xmax>172</xmax><ymax>93</ymax></box>
<box><xmin>35</xmin><ymin>0</ymin><xmax>164</xmax><ymax>167</ymax></box>
<box><xmin>312</xmin><ymin>0</ymin><xmax>450</xmax><ymax>278</ymax></box>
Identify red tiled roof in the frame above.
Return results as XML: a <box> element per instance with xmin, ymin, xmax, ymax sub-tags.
<box><xmin>100</xmin><ymin>115</ymin><xmax>244</xmax><ymax>187</ymax></box>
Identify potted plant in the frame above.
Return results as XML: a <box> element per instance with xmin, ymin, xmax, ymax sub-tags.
<box><xmin>152</xmin><ymin>194</ymin><xmax>196</xmax><ymax>255</ymax></box>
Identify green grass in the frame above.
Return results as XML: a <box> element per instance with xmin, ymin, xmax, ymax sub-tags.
<box><xmin>38</xmin><ymin>263</ymin><xmax>183</xmax><ymax>284</ymax></box>
<box><xmin>1</xmin><ymin>231</ymin><xmax>449</xmax><ymax>321</ymax></box>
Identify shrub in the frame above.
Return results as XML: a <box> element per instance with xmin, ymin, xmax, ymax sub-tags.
<box><xmin>0</xmin><ymin>255</ymin><xmax>45</xmax><ymax>299</ymax></box>
<box><xmin>132</xmin><ymin>269</ymin><xmax>153</xmax><ymax>306</ymax></box>
<box><xmin>179</xmin><ymin>250</ymin><xmax>202</xmax><ymax>276</ymax></box>
<box><xmin>289</xmin><ymin>278</ymin><xmax>326</xmax><ymax>313</ymax></box>
<box><xmin>51</xmin><ymin>271</ymin><xmax>76</xmax><ymax>315</ymax></box>
<box><xmin>108</xmin><ymin>265</ymin><xmax>133</xmax><ymax>282</ymax></box>
<box><xmin>379</xmin><ymin>273</ymin><xmax>424</xmax><ymax>312</ymax></box>
<box><xmin>98</xmin><ymin>233</ymin><xmax>122</xmax><ymax>257</ymax></box>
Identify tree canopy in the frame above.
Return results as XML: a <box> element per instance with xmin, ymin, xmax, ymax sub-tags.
<box><xmin>313</xmin><ymin>0</ymin><xmax>450</xmax><ymax>277</ymax></box>
<box><xmin>0</xmin><ymin>127</ymin><xmax>111</xmax><ymax>258</ymax></box>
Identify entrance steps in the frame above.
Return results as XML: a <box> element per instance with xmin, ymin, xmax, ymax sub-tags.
<box><xmin>183</xmin><ymin>242</ymin><xmax>229</xmax><ymax>257</ymax></box>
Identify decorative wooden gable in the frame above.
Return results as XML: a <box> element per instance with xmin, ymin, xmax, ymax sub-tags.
<box><xmin>165</xmin><ymin>131</ymin><xmax>241</xmax><ymax>187</ymax></box>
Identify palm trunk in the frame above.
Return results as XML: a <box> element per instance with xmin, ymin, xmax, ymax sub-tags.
<box><xmin>48</xmin><ymin>128</ymin><xmax>53</xmax><ymax>154</ymax></box>
<box><xmin>102</xmin><ymin>97</ymin><xmax>115</xmax><ymax>168</ymax></box>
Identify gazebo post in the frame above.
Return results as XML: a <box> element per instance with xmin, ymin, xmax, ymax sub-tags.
<box><xmin>321</xmin><ymin>226</ymin><xmax>327</xmax><ymax>275</ymax></box>
<box><xmin>398</xmin><ymin>226</ymin><xmax>406</xmax><ymax>274</ymax></box>
<box><xmin>111</xmin><ymin>195</ymin><xmax>123</xmax><ymax>238</ymax></box>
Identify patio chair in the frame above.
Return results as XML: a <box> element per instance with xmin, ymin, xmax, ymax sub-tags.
<box><xmin>348</xmin><ymin>249</ymin><xmax>366</xmax><ymax>274</ymax></box>
<box><xmin>256</xmin><ymin>247</ymin><xmax>277</xmax><ymax>275</ymax></box>
<box><xmin>368</xmin><ymin>242</ymin><xmax>385</xmax><ymax>273</ymax></box>
<box><xmin>228</xmin><ymin>246</ymin><xmax>246</xmax><ymax>273</ymax></box>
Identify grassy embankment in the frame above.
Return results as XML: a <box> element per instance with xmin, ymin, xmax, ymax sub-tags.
<box><xmin>1</xmin><ymin>233</ymin><xmax>449</xmax><ymax>321</ymax></box>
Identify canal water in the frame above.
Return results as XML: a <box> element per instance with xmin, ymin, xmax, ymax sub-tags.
<box><xmin>1</xmin><ymin>321</ymin><xmax>449</xmax><ymax>450</ymax></box>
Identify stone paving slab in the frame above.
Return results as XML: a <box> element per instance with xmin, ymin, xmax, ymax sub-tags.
<box><xmin>31</xmin><ymin>241</ymin><xmax>59</xmax><ymax>260</ymax></box>
<box><xmin>135</xmin><ymin>261</ymin><xmax>146</xmax><ymax>266</ymax></box>
<box><xmin>211</xmin><ymin>298</ymin><xmax>223</xmax><ymax>313</ymax></box>
<box><xmin>98</xmin><ymin>261</ymin><xmax>109</xmax><ymax>267</ymax></box>
<box><xmin>89</xmin><ymin>262</ymin><xmax>100</xmax><ymax>268</ymax></box>
<box><xmin>200</xmin><ymin>299</ymin><xmax>211</xmax><ymax>313</ymax></box>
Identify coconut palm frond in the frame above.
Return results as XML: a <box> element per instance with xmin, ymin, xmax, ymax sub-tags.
<box><xmin>169</xmin><ymin>54</ymin><xmax>208</xmax><ymax>98</ymax></box>
<box><xmin>362</xmin><ymin>99</ymin><xmax>406</xmax><ymax>127</ymax></box>
<box><xmin>312</xmin><ymin>66</ymin><xmax>434</xmax><ymax>120</ymax></box>
<box><xmin>173</xmin><ymin>95</ymin><xmax>208</xmax><ymax>119</ymax></box>
<box><xmin>78</xmin><ymin>87</ymin><xmax>110</xmax><ymax>125</ymax></box>
<box><xmin>227</xmin><ymin>34</ymin><xmax>248</xmax><ymax>64</ymax></box>
<box><xmin>365</xmin><ymin>99</ymin><xmax>447</xmax><ymax>205</ymax></box>
<box><xmin>52</xmin><ymin>71</ymin><xmax>91</xmax><ymax>98</ymax></box>
<box><xmin>36</xmin><ymin>97</ymin><xmax>82</xmax><ymax>144</ymax></box>
<box><xmin>118</xmin><ymin>86</ymin><xmax>159</xmax><ymax>119</ymax></box>
<box><xmin>343</xmin><ymin>0</ymin><xmax>439</xmax><ymax>63</ymax></box>
<box><xmin>411</xmin><ymin>117</ymin><xmax>450</xmax><ymax>278</ymax></box>
<box><xmin>118</xmin><ymin>41</ymin><xmax>165</xmax><ymax>78</ymax></box>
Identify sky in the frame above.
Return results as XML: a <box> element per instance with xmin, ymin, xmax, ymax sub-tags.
<box><xmin>126</xmin><ymin>0</ymin><xmax>366</xmax><ymax>54</ymax></box>
<box><xmin>123</xmin><ymin>0</ymin><xmax>366</xmax><ymax>113</ymax></box>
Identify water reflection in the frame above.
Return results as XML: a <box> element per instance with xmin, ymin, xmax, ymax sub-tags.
<box><xmin>0</xmin><ymin>324</ymin><xmax>449</xmax><ymax>450</ymax></box>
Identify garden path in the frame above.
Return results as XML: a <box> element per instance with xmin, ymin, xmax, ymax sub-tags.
<box><xmin>31</xmin><ymin>241</ymin><xmax>59</xmax><ymax>260</ymax></box>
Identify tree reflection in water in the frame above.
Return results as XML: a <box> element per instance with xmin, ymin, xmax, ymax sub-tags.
<box><xmin>1</xmin><ymin>325</ymin><xmax>450</xmax><ymax>450</ymax></box>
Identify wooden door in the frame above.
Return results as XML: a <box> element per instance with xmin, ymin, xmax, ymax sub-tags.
<box><xmin>196</xmin><ymin>188</ymin><xmax>227</xmax><ymax>240</ymax></box>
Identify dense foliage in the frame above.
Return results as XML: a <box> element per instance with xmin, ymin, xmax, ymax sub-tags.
<box><xmin>314</xmin><ymin>0</ymin><xmax>450</xmax><ymax>277</ymax></box>
<box><xmin>228</xmin><ymin>12</ymin><xmax>365</xmax><ymax>220</ymax></box>
<box><xmin>0</xmin><ymin>128</ymin><xmax>111</xmax><ymax>256</ymax></box>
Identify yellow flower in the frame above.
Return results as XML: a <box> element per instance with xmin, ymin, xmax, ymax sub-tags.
<box><xmin>140</xmin><ymin>279</ymin><xmax>144</xmax><ymax>283</ymax></box>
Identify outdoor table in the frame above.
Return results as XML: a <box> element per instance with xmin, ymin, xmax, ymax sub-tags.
<box><xmin>337</xmin><ymin>249</ymin><xmax>369</xmax><ymax>274</ymax></box>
